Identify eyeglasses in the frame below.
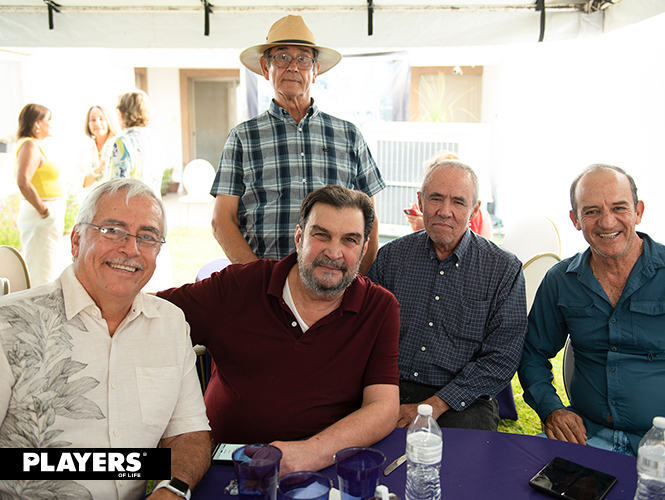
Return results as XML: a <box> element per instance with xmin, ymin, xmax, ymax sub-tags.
<box><xmin>269</xmin><ymin>53</ymin><xmax>316</xmax><ymax>70</ymax></box>
<box><xmin>80</xmin><ymin>223</ymin><xmax>165</xmax><ymax>249</ymax></box>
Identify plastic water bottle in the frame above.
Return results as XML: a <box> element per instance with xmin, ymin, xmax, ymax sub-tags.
<box><xmin>634</xmin><ymin>416</ymin><xmax>665</xmax><ymax>500</ymax></box>
<box><xmin>405</xmin><ymin>404</ymin><xmax>443</xmax><ymax>500</ymax></box>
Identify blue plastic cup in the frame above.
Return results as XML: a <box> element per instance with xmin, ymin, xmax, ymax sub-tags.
<box><xmin>233</xmin><ymin>444</ymin><xmax>283</xmax><ymax>500</ymax></box>
<box><xmin>334</xmin><ymin>447</ymin><xmax>386</xmax><ymax>500</ymax></box>
<box><xmin>278</xmin><ymin>471</ymin><xmax>332</xmax><ymax>500</ymax></box>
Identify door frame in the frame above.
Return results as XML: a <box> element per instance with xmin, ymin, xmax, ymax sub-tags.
<box><xmin>179</xmin><ymin>68</ymin><xmax>240</xmax><ymax>169</ymax></box>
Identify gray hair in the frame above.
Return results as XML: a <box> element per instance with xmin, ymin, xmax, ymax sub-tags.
<box><xmin>570</xmin><ymin>164</ymin><xmax>638</xmax><ymax>217</ymax></box>
<box><xmin>421</xmin><ymin>160</ymin><xmax>479</xmax><ymax>207</ymax></box>
<box><xmin>76</xmin><ymin>179</ymin><xmax>167</xmax><ymax>237</ymax></box>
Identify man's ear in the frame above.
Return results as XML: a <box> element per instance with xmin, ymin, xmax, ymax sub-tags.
<box><xmin>569</xmin><ymin>210</ymin><xmax>582</xmax><ymax>231</ymax></box>
<box><xmin>635</xmin><ymin>200</ymin><xmax>645</xmax><ymax>225</ymax></box>
<box><xmin>469</xmin><ymin>200</ymin><xmax>481</xmax><ymax>222</ymax></box>
<box><xmin>71</xmin><ymin>226</ymin><xmax>81</xmax><ymax>259</ymax></box>
<box><xmin>294</xmin><ymin>224</ymin><xmax>302</xmax><ymax>251</ymax></box>
<box><xmin>417</xmin><ymin>191</ymin><xmax>423</xmax><ymax>213</ymax></box>
<box><xmin>260</xmin><ymin>56</ymin><xmax>270</xmax><ymax>81</ymax></box>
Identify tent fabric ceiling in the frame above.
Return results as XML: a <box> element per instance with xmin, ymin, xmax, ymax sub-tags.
<box><xmin>0</xmin><ymin>0</ymin><xmax>663</xmax><ymax>49</ymax></box>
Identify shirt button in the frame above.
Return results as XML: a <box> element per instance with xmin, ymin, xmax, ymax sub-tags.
<box><xmin>302</xmin><ymin>178</ymin><xmax>306</xmax><ymax>183</ymax></box>
<box><xmin>428</xmin><ymin>322</ymin><xmax>434</xmax><ymax>327</ymax></box>
<box><xmin>92</xmin><ymin>309</ymin><xmax>98</xmax><ymax>316</ymax></box>
<box><xmin>439</xmin><ymin>271</ymin><xmax>444</xmax><ymax>275</ymax></box>
<box><xmin>611</xmin><ymin>346</ymin><xmax>617</xmax><ymax>352</ymax></box>
<box><xmin>461</xmin><ymin>401</ymin><xmax>466</xmax><ymax>407</ymax></box>
<box><xmin>435</xmin><ymin>296</ymin><xmax>440</xmax><ymax>301</ymax></box>
<box><xmin>421</xmin><ymin>346</ymin><xmax>426</xmax><ymax>351</ymax></box>
<box><xmin>298</xmin><ymin>128</ymin><xmax>302</xmax><ymax>132</ymax></box>
<box><xmin>456</xmin><ymin>263</ymin><xmax>459</xmax><ymax>268</ymax></box>
<box><xmin>414</xmin><ymin>372</ymin><xmax>418</xmax><ymax>377</ymax></box>
<box><xmin>111</xmin><ymin>383</ymin><xmax>116</xmax><ymax>389</ymax></box>
<box><xmin>610</xmin><ymin>400</ymin><xmax>616</xmax><ymax>406</ymax></box>
<box><xmin>114</xmin><ymin>429</ymin><xmax>119</xmax><ymax>436</ymax></box>
<box><xmin>610</xmin><ymin>318</ymin><xmax>616</xmax><ymax>323</ymax></box>
<box><xmin>610</xmin><ymin>367</ymin><xmax>615</xmax><ymax>372</ymax></box>
<box><xmin>291</xmin><ymin>321</ymin><xmax>297</xmax><ymax>327</ymax></box>
<box><xmin>301</xmin><ymin>152</ymin><xmax>305</xmax><ymax>157</ymax></box>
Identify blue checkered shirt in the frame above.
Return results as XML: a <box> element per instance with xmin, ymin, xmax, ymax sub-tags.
<box><xmin>211</xmin><ymin>99</ymin><xmax>385</xmax><ymax>259</ymax></box>
<box><xmin>367</xmin><ymin>229</ymin><xmax>527</xmax><ymax>411</ymax></box>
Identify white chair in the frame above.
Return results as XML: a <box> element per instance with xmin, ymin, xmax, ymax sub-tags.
<box><xmin>502</xmin><ymin>215</ymin><xmax>561</xmax><ymax>264</ymax></box>
<box><xmin>178</xmin><ymin>159</ymin><xmax>216</xmax><ymax>227</ymax></box>
<box><xmin>563</xmin><ymin>336</ymin><xmax>574</xmax><ymax>401</ymax></box>
<box><xmin>0</xmin><ymin>277</ymin><xmax>9</xmax><ymax>296</ymax></box>
<box><xmin>0</xmin><ymin>245</ymin><xmax>31</xmax><ymax>293</ymax></box>
<box><xmin>522</xmin><ymin>252</ymin><xmax>561</xmax><ymax>313</ymax></box>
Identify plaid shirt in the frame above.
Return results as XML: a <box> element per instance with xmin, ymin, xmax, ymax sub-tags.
<box><xmin>367</xmin><ymin>229</ymin><xmax>528</xmax><ymax>411</ymax></box>
<box><xmin>211</xmin><ymin>99</ymin><xmax>385</xmax><ymax>259</ymax></box>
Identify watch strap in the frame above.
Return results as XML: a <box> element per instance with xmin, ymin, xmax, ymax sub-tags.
<box><xmin>154</xmin><ymin>478</ymin><xmax>191</xmax><ymax>500</ymax></box>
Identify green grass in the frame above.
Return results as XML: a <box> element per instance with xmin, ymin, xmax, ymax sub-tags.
<box><xmin>498</xmin><ymin>348</ymin><xmax>569</xmax><ymax>435</ymax></box>
<box><xmin>166</xmin><ymin>227</ymin><xmax>226</xmax><ymax>287</ymax></box>
<box><xmin>165</xmin><ymin>227</ymin><xmax>568</xmax><ymax>437</ymax></box>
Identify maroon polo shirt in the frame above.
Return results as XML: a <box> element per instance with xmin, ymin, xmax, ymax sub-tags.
<box><xmin>157</xmin><ymin>252</ymin><xmax>400</xmax><ymax>445</ymax></box>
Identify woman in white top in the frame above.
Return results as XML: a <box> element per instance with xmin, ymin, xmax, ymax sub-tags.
<box><xmin>80</xmin><ymin>106</ymin><xmax>118</xmax><ymax>189</ymax></box>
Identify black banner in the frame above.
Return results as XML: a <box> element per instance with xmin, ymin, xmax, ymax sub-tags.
<box><xmin>0</xmin><ymin>448</ymin><xmax>171</xmax><ymax>480</ymax></box>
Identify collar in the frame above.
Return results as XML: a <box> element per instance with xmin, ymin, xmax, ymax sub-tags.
<box><xmin>268</xmin><ymin>98</ymin><xmax>318</xmax><ymax>121</ymax></box>
<box><xmin>424</xmin><ymin>228</ymin><xmax>472</xmax><ymax>263</ymax></box>
<box><xmin>60</xmin><ymin>265</ymin><xmax>160</xmax><ymax>323</ymax></box>
<box><xmin>565</xmin><ymin>231</ymin><xmax>664</xmax><ymax>276</ymax></box>
<box><xmin>267</xmin><ymin>252</ymin><xmax>365</xmax><ymax>315</ymax></box>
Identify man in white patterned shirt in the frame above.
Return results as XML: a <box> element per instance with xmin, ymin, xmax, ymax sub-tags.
<box><xmin>0</xmin><ymin>179</ymin><xmax>210</xmax><ymax>500</ymax></box>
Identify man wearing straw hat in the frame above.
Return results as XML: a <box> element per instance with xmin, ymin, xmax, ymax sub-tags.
<box><xmin>210</xmin><ymin>15</ymin><xmax>385</xmax><ymax>275</ymax></box>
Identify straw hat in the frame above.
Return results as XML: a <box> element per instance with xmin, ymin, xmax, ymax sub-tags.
<box><xmin>239</xmin><ymin>15</ymin><xmax>342</xmax><ymax>76</ymax></box>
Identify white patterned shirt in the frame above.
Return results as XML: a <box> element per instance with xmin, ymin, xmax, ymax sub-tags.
<box><xmin>0</xmin><ymin>266</ymin><xmax>210</xmax><ymax>500</ymax></box>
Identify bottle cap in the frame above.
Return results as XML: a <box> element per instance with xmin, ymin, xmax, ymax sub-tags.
<box><xmin>417</xmin><ymin>404</ymin><xmax>433</xmax><ymax>416</ymax></box>
<box><xmin>653</xmin><ymin>416</ymin><xmax>665</xmax><ymax>429</ymax></box>
<box><xmin>374</xmin><ymin>485</ymin><xmax>389</xmax><ymax>500</ymax></box>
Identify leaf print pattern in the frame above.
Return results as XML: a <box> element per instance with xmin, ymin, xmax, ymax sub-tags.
<box><xmin>0</xmin><ymin>289</ymin><xmax>104</xmax><ymax>499</ymax></box>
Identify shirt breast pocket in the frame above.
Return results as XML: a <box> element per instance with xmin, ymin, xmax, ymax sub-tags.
<box><xmin>558</xmin><ymin>302</ymin><xmax>598</xmax><ymax>348</ymax></box>
<box><xmin>630</xmin><ymin>301</ymin><xmax>665</xmax><ymax>352</ymax></box>
<box><xmin>136</xmin><ymin>365</ymin><xmax>182</xmax><ymax>429</ymax></box>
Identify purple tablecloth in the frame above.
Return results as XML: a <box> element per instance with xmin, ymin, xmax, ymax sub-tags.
<box><xmin>192</xmin><ymin>428</ymin><xmax>636</xmax><ymax>500</ymax></box>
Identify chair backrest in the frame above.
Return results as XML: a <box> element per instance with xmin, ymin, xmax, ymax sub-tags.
<box><xmin>563</xmin><ymin>336</ymin><xmax>574</xmax><ymax>401</ymax></box>
<box><xmin>182</xmin><ymin>159</ymin><xmax>216</xmax><ymax>197</ymax></box>
<box><xmin>502</xmin><ymin>215</ymin><xmax>561</xmax><ymax>264</ymax></box>
<box><xmin>0</xmin><ymin>245</ymin><xmax>31</xmax><ymax>293</ymax></box>
<box><xmin>522</xmin><ymin>252</ymin><xmax>561</xmax><ymax>313</ymax></box>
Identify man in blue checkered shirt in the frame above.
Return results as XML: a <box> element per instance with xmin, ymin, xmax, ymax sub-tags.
<box><xmin>367</xmin><ymin>160</ymin><xmax>528</xmax><ymax>431</ymax></box>
<box><xmin>210</xmin><ymin>15</ymin><xmax>385</xmax><ymax>274</ymax></box>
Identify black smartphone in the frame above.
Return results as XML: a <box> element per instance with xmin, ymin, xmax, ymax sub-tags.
<box><xmin>529</xmin><ymin>457</ymin><xmax>618</xmax><ymax>500</ymax></box>
<box><xmin>211</xmin><ymin>443</ymin><xmax>245</xmax><ymax>464</ymax></box>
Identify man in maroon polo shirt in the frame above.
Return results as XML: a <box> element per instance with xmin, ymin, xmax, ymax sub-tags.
<box><xmin>158</xmin><ymin>185</ymin><xmax>400</xmax><ymax>477</ymax></box>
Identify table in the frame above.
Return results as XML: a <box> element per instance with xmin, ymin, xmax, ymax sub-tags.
<box><xmin>192</xmin><ymin>428</ymin><xmax>637</xmax><ymax>500</ymax></box>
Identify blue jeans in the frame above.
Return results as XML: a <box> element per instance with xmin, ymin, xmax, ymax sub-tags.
<box><xmin>537</xmin><ymin>427</ymin><xmax>635</xmax><ymax>456</ymax></box>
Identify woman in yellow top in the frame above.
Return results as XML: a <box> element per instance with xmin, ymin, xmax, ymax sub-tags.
<box><xmin>14</xmin><ymin>103</ymin><xmax>65</xmax><ymax>286</ymax></box>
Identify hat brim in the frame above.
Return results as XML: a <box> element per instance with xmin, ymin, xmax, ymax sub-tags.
<box><xmin>240</xmin><ymin>43</ymin><xmax>343</xmax><ymax>76</ymax></box>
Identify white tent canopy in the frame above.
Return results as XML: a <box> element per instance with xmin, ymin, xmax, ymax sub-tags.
<box><xmin>0</xmin><ymin>0</ymin><xmax>664</xmax><ymax>49</ymax></box>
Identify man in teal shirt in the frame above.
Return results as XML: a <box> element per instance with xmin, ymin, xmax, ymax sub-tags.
<box><xmin>519</xmin><ymin>164</ymin><xmax>665</xmax><ymax>456</ymax></box>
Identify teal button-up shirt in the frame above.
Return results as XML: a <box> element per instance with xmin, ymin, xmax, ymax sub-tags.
<box><xmin>519</xmin><ymin>232</ymin><xmax>665</xmax><ymax>453</ymax></box>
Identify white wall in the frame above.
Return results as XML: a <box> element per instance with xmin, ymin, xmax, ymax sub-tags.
<box><xmin>146</xmin><ymin>67</ymin><xmax>183</xmax><ymax>181</ymax></box>
<box><xmin>486</xmin><ymin>13</ymin><xmax>665</xmax><ymax>257</ymax></box>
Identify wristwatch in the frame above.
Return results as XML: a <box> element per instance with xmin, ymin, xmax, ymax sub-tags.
<box><xmin>154</xmin><ymin>478</ymin><xmax>191</xmax><ymax>500</ymax></box>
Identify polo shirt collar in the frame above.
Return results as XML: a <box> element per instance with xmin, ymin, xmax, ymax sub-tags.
<box><xmin>60</xmin><ymin>265</ymin><xmax>160</xmax><ymax>323</ymax></box>
<box><xmin>267</xmin><ymin>252</ymin><xmax>365</xmax><ymax>315</ymax></box>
